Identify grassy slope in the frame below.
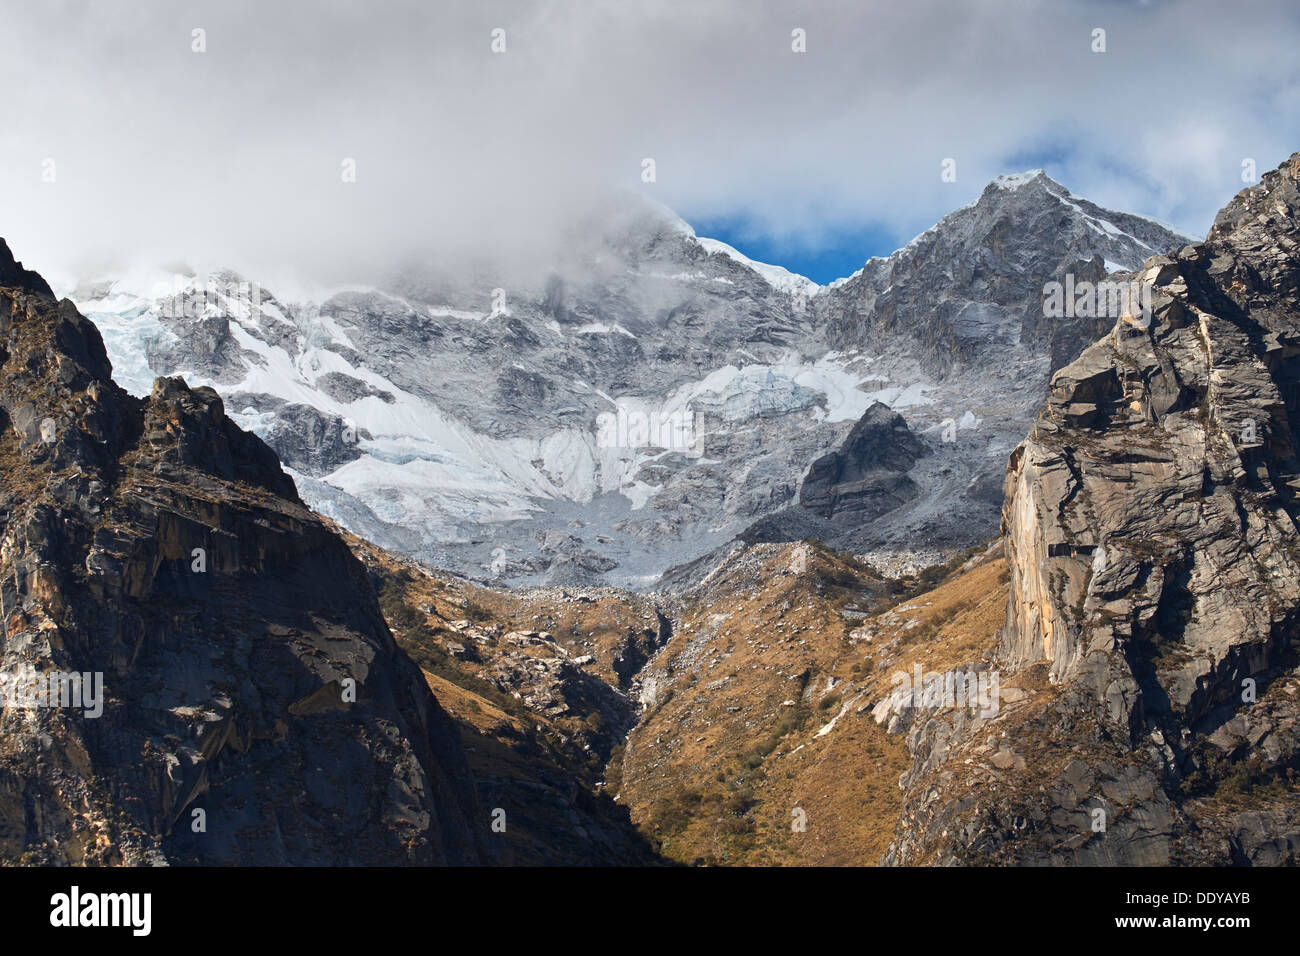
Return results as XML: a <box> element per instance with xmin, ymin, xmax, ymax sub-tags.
<box><xmin>342</xmin><ymin>523</ymin><xmax>1019</xmax><ymax>866</ymax></box>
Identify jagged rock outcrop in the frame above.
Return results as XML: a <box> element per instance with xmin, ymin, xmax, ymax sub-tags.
<box><xmin>250</xmin><ymin>397</ymin><xmax>371</xmax><ymax>474</ymax></box>
<box><xmin>884</xmin><ymin>152</ymin><xmax>1300</xmax><ymax>866</ymax></box>
<box><xmin>741</xmin><ymin>402</ymin><xmax>931</xmax><ymax>546</ymax></box>
<box><xmin>0</xmin><ymin>240</ymin><xmax>482</xmax><ymax>864</ymax></box>
<box><xmin>797</xmin><ymin>402</ymin><xmax>928</xmax><ymax>521</ymax></box>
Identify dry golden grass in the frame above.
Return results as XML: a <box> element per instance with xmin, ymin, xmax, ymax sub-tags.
<box><xmin>616</xmin><ymin>542</ymin><xmax>1014</xmax><ymax>865</ymax></box>
<box><xmin>856</xmin><ymin>554</ymin><xmax>1011</xmax><ymax>701</ymax></box>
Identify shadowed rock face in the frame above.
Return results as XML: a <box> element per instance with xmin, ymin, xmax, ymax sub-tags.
<box><xmin>882</xmin><ymin>153</ymin><xmax>1300</xmax><ymax>866</ymax></box>
<box><xmin>0</xmin><ymin>240</ymin><xmax>482</xmax><ymax>864</ymax></box>
<box><xmin>798</xmin><ymin>402</ymin><xmax>928</xmax><ymax>521</ymax></box>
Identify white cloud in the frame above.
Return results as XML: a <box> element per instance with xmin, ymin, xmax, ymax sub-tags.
<box><xmin>1</xmin><ymin>0</ymin><xmax>1296</xmax><ymax>284</ymax></box>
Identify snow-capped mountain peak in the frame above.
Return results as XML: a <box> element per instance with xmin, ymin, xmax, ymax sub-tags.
<box><xmin>75</xmin><ymin>174</ymin><xmax>1192</xmax><ymax>589</ymax></box>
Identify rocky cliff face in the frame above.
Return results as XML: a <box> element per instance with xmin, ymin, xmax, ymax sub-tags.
<box><xmin>0</xmin><ymin>240</ymin><xmax>482</xmax><ymax>864</ymax></box>
<box><xmin>741</xmin><ymin>401</ymin><xmax>929</xmax><ymax>546</ymax></box>
<box><xmin>883</xmin><ymin>152</ymin><xmax>1300</xmax><ymax>866</ymax></box>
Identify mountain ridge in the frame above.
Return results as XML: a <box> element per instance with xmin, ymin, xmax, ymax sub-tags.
<box><xmin>67</xmin><ymin>171</ymin><xmax>1192</xmax><ymax>591</ymax></box>
<box><xmin>0</xmin><ymin>152</ymin><xmax>1296</xmax><ymax>866</ymax></box>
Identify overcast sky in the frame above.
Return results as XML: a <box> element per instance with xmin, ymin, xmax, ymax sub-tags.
<box><xmin>2</xmin><ymin>0</ymin><xmax>1298</xmax><ymax>286</ymax></box>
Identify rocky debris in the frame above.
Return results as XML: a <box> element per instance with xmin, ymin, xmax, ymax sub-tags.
<box><xmin>339</xmin><ymin>532</ymin><xmax>666</xmax><ymax>864</ymax></box>
<box><xmin>449</xmin><ymin>608</ymin><xmax>667</xmax><ymax>761</ymax></box>
<box><xmin>883</xmin><ymin>151</ymin><xmax>1300</xmax><ymax>866</ymax></box>
<box><xmin>610</xmin><ymin>613</ymin><xmax>672</xmax><ymax>690</ymax></box>
<box><xmin>0</xmin><ymin>239</ymin><xmax>483</xmax><ymax>865</ymax></box>
<box><xmin>855</xmin><ymin>549</ymin><xmax>953</xmax><ymax>578</ymax></box>
<box><xmin>486</xmin><ymin>647</ymin><xmax>632</xmax><ymax>737</ymax></box>
<box><xmin>314</xmin><ymin>370</ymin><xmax>395</xmax><ymax>405</ymax></box>
<box><xmin>532</xmin><ymin>529</ymin><xmax>619</xmax><ymax>581</ymax></box>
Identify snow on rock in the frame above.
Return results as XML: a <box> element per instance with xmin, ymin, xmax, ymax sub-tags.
<box><xmin>694</xmin><ymin>237</ymin><xmax>821</xmax><ymax>298</ymax></box>
<box><xmin>992</xmin><ymin>169</ymin><xmax>1046</xmax><ymax>191</ymax></box>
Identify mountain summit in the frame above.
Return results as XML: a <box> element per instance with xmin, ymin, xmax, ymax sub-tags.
<box><xmin>3</xmin><ymin>146</ymin><xmax>1297</xmax><ymax>866</ymax></box>
<box><xmin>819</xmin><ymin>168</ymin><xmax>1194</xmax><ymax>374</ymax></box>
